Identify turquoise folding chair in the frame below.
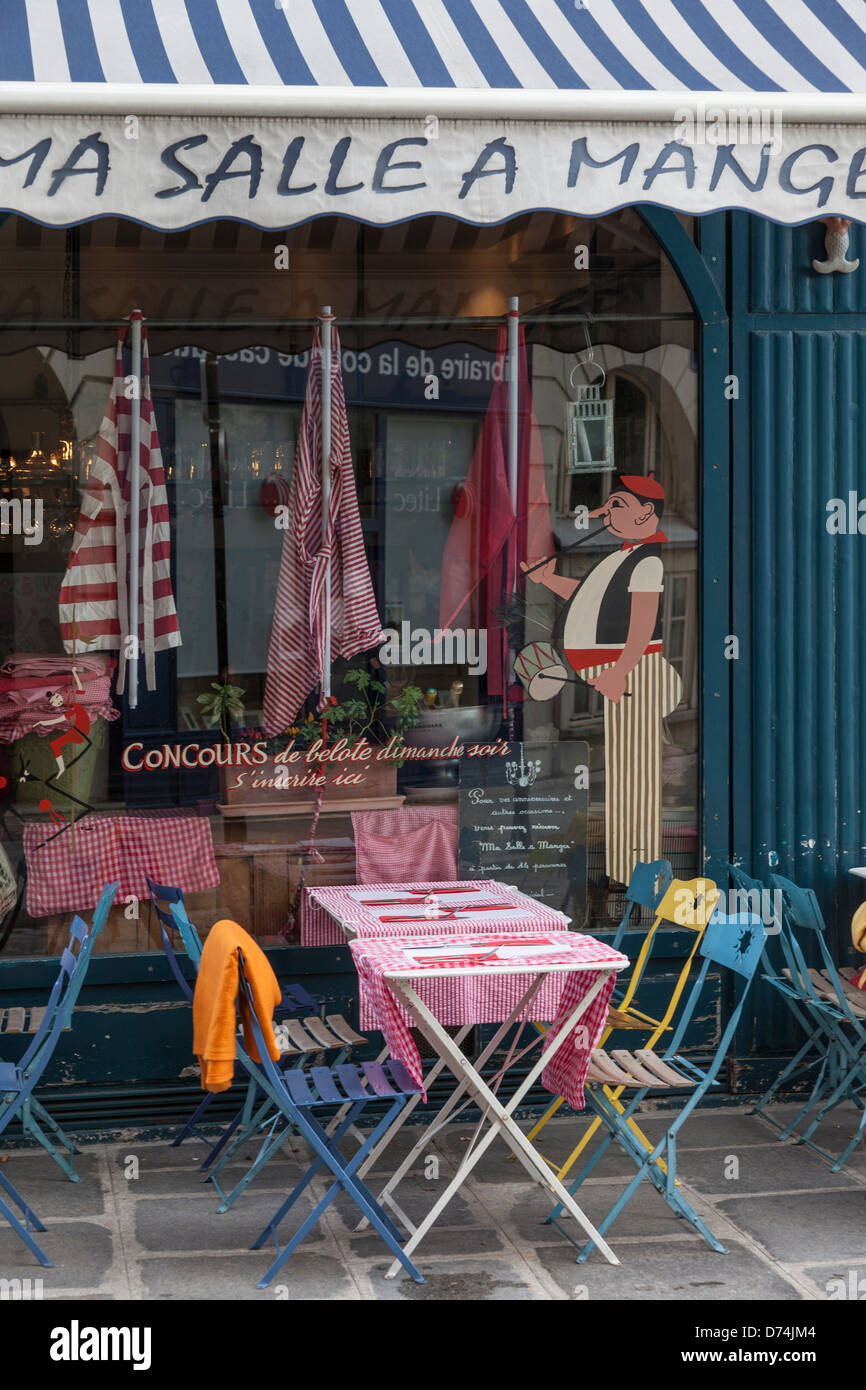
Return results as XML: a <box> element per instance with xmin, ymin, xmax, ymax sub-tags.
<box><xmin>770</xmin><ymin>874</ymin><xmax>866</xmax><ymax>1170</ymax></box>
<box><xmin>237</xmin><ymin>949</ymin><xmax>426</xmax><ymax>1287</ymax></box>
<box><xmin>0</xmin><ymin>912</ymin><xmax>99</xmax><ymax>1265</ymax></box>
<box><xmin>730</xmin><ymin>864</ymin><xmax>846</xmax><ymax>1138</ymax></box>
<box><xmin>2</xmin><ymin>880</ymin><xmax>117</xmax><ymax>1181</ymax></box>
<box><xmin>545</xmin><ymin>910</ymin><xmax>767</xmax><ymax>1261</ymax></box>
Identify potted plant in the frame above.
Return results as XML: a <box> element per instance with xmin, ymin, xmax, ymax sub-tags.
<box><xmin>197</xmin><ymin>671</ymin><xmax>246</xmax><ymax>741</ymax></box>
<box><xmin>218</xmin><ymin>666</ymin><xmax>424</xmax><ymax>812</ymax></box>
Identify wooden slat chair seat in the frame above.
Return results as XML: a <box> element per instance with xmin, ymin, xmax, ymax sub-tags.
<box><xmin>324</xmin><ymin>1014</ymin><xmax>367</xmax><ymax>1047</ymax></box>
<box><xmin>1</xmin><ymin>1006</ymin><xmax>57</xmax><ymax>1035</ymax></box>
<box><xmin>779</xmin><ymin>964</ymin><xmax>866</xmax><ymax>1017</ymax></box>
<box><xmin>301</xmin><ymin>1016</ymin><xmax>355</xmax><ymax>1051</ymax></box>
<box><xmin>586</xmin><ymin>1048</ymin><xmax>698</xmax><ymax>1089</ymax></box>
<box><xmin>272</xmin><ymin>1013</ymin><xmax>371</xmax><ymax>1054</ymax></box>
<box><xmin>816</xmin><ymin>970</ymin><xmax>866</xmax><ymax>1017</ymax></box>
<box><xmin>602</xmin><ymin>1007</ymin><xmax>650</xmax><ymax>1031</ymax></box>
<box><xmin>799</xmin><ymin>966</ymin><xmax>866</xmax><ymax>1018</ymax></box>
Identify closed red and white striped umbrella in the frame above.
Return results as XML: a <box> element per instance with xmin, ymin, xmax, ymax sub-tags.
<box><xmin>59</xmin><ymin>328</ymin><xmax>181</xmax><ymax>692</ymax></box>
<box><xmin>263</xmin><ymin>324</ymin><xmax>382</xmax><ymax>734</ymax></box>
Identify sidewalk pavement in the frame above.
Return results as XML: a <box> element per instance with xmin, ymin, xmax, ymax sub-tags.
<box><xmin>0</xmin><ymin>1102</ymin><xmax>863</xmax><ymax>1301</ymax></box>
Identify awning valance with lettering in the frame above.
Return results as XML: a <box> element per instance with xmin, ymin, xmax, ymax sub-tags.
<box><xmin>1</xmin><ymin>1</ymin><xmax>865</xmax><ymax>229</ymax></box>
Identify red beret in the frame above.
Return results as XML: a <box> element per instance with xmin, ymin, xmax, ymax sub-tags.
<box><xmin>618</xmin><ymin>472</ymin><xmax>665</xmax><ymax>500</ymax></box>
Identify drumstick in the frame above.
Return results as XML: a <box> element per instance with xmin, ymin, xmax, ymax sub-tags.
<box><xmin>535</xmin><ymin>673</ymin><xmax>633</xmax><ymax>699</ymax></box>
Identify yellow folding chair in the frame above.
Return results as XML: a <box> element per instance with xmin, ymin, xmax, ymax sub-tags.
<box><xmin>529</xmin><ymin>875</ymin><xmax>721</xmax><ymax>1183</ymax></box>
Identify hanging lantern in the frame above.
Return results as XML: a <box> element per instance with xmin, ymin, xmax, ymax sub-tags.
<box><xmin>565</xmin><ymin>384</ymin><xmax>614</xmax><ymax>474</ymax></box>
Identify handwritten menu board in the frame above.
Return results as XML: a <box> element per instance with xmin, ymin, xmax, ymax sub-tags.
<box><xmin>458</xmin><ymin>741</ymin><xmax>589</xmax><ymax>921</ymax></box>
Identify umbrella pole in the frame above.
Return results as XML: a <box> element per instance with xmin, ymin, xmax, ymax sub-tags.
<box><xmin>505</xmin><ymin>299</ymin><xmax>519</xmax><ymax>734</ymax></box>
<box><xmin>127</xmin><ymin>308</ymin><xmax>143</xmax><ymax>709</ymax></box>
<box><xmin>320</xmin><ymin>305</ymin><xmax>333</xmax><ymax>707</ymax></box>
<box><xmin>507</xmin><ymin>297</ymin><xmax>519</xmax><ymax>585</ymax></box>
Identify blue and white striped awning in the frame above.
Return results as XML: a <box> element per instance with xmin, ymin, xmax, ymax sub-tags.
<box><xmin>3</xmin><ymin>0</ymin><xmax>866</xmax><ymax>94</ymax></box>
<box><xmin>0</xmin><ymin>1</ymin><xmax>864</xmax><ymax>230</ymax></box>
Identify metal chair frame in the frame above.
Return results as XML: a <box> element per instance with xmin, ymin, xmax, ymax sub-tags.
<box><xmin>545</xmin><ymin>910</ymin><xmax>767</xmax><ymax>1262</ymax></box>
<box><xmin>530</xmin><ymin>869</ymin><xmax>720</xmax><ymax>1185</ymax></box>
<box><xmin>237</xmin><ymin>948</ymin><xmax>425</xmax><ymax>1287</ymax></box>
<box><xmin>769</xmin><ymin>873</ymin><xmax>866</xmax><ymax>1170</ymax></box>
<box><xmin>2</xmin><ymin>880</ymin><xmax>117</xmax><ymax>1182</ymax></box>
<box><xmin>150</xmin><ymin>880</ymin><xmax>369</xmax><ymax>1210</ymax></box>
<box><xmin>0</xmin><ymin>912</ymin><xmax>100</xmax><ymax>1265</ymax></box>
<box><xmin>522</xmin><ymin>861</ymin><xmax>674</xmax><ymax>1155</ymax></box>
<box><xmin>729</xmin><ymin>864</ymin><xmax>846</xmax><ymax>1138</ymax></box>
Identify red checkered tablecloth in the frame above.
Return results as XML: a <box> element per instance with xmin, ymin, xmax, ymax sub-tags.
<box><xmin>23</xmin><ymin>810</ymin><xmax>219</xmax><ymax>916</ymax></box>
<box><xmin>349</xmin><ymin>930</ymin><xmax>628</xmax><ymax>1110</ymax></box>
<box><xmin>302</xmin><ymin>878</ymin><xmax>569</xmax><ymax>946</ymax></box>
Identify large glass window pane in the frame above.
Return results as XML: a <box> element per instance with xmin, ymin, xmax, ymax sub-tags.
<box><xmin>0</xmin><ymin>209</ymin><xmax>698</xmax><ymax>957</ymax></box>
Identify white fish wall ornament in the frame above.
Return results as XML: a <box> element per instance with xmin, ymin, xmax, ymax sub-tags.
<box><xmin>813</xmin><ymin>217</ymin><xmax>860</xmax><ymax>275</ymax></box>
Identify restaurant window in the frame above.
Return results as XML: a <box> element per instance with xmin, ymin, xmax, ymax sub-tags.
<box><xmin>0</xmin><ymin>209</ymin><xmax>698</xmax><ymax>958</ymax></box>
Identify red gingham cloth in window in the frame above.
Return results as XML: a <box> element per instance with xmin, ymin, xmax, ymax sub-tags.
<box><xmin>23</xmin><ymin>810</ymin><xmax>219</xmax><ymax>916</ymax></box>
<box><xmin>351</xmin><ymin>804</ymin><xmax>457</xmax><ymax>885</ymax></box>
<box><xmin>349</xmin><ymin>930</ymin><xmax>627</xmax><ymax>1109</ymax></box>
<box><xmin>302</xmin><ymin>877</ymin><xmax>568</xmax><ymax>947</ymax></box>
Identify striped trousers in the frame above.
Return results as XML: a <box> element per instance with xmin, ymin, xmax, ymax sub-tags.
<box><xmin>581</xmin><ymin>651</ymin><xmax>683</xmax><ymax>887</ymax></box>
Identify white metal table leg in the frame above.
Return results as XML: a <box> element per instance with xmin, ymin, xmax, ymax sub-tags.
<box><xmin>383</xmin><ymin>970</ymin><xmax>619</xmax><ymax>1275</ymax></box>
<box><xmin>353</xmin><ymin>1025</ymin><xmax>475</xmax><ymax>1233</ymax></box>
<box><xmin>366</xmin><ymin>985</ymin><xmax>544</xmax><ymax>1225</ymax></box>
<box><xmin>357</xmin><ymin>1028</ymin><xmax>472</xmax><ymax>1181</ymax></box>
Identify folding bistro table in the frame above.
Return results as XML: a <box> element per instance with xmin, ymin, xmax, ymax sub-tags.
<box><xmin>305</xmin><ymin>880</ymin><xmax>575</xmax><ymax>1179</ymax></box>
<box><xmin>349</xmin><ymin>929</ymin><xmax>629</xmax><ymax>1275</ymax></box>
<box><xmin>302</xmin><ymin>878</ymin><xmax>572</xmax><ymax>945</ymax></box>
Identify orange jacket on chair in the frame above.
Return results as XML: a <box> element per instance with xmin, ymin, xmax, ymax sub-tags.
<box><xmin>192</xmin><ymin>919</ymin><xmax>281</xmax><ymax>1093</ymax></box>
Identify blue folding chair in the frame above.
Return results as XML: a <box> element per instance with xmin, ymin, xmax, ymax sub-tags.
<box><xmin>770</xmin><ymin>873</ymin><xmax>866</xmax><ymax>1170</ymax></box>
<box><xmin>153</xmin><ymin>884</ymin><xmax>370</xmax><ymax>1211</ymax></box>
<box><xmin>146</xmin><ymin>875</ymin><xmax>322</xmax><ymax>1166</ymax></box>
<box><xmin>236</xmin><ymin>949</ymin><xmax>426</xmax><ymax>1287</ymax></box>
<box><xmin>729</xmin><ymin>864</ymin><xmax>845</xmax><ymax>1138</ymax></box>
<box><xmin>0</xmin><ymin>913</ymin><xmax>99</xmax><ymax>1265</ymax></box>
<box><xmin>2</xmin><ymin>880</ymin><xmax>118</xmax><ymax>1181</ymax></box>
<box><xmin>173</xmin><ymin>895</ymin><xmax>372</xmax><ymax>1213</ymax></box>
<box><xmin>544</xmin><ymin>910</ymin><xmax>767</xmax><ymax>1261</ymax></box>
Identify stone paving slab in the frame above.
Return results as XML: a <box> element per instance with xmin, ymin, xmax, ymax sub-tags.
<box><xmin>1</xmin><ymin>1107</ymin><xmax>864</xmax><ymax>1300</ymax></box>
<box><xmin>714</xmin><ymin>1189</ymin><xmax>866</xmax><ymax>1262</ymax></box>
<box><xmin>134</xmin><ymin>1190</ymin><xmax>321</xmax><ymax>1254</ymax></box>
<box><xmin>536</xmin><ymin>1239</ymin><xmax>803</xmax><ymax>1300</ymax></box>
<box><xmin>350</xmin><ymin>1222</ymin><xmax>506</xmax><ymax>1261</ymax></box>
<box><xmin>0</xmin><ymin>1220</ymin><xmax>113</xmax><ymax>1290</ymax></box>
<box><xmin>0</xmin><ymin>1154</ymin><xmax>105</xmax><ymax>1216</ymax></box>
<box><xmin>364</xmin><ymin>1258</ymin><xmax>536</xmax><ymax>1301</ymax></box>
<box><xmin>500</xmin><ymin>1178</ymin><xmax>691</xmax><ymax>1243</ymax></box>
<box><xmin>677</xmin><ymin>1142</ymin><xmax>858</xmax><ymax>1195</ymax></box>
<box><xmin>126</xmin><ymin>1155</ymin><xmax>303</xmax><ymax>1197</ymax></box>
<box><xmin>801</xmin><ymin>1261</ymin><xmax>866</xmax><ymax>1300</ymax></box>
<box><xmin>332</xmin><ymin>1177</ymin><xmax>475</xmax><ymax>1231</ymax></box>
<box><xmin>139</xmin><ymin>1252</ymin><xmax>358</xmax><ymax>1301</ymax></box>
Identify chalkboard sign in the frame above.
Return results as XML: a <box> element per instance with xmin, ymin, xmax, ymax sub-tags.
<box><xmin>458</xmin><ymin>740</ymin><xmax>589</xmax><ymax>922</ymax></box>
